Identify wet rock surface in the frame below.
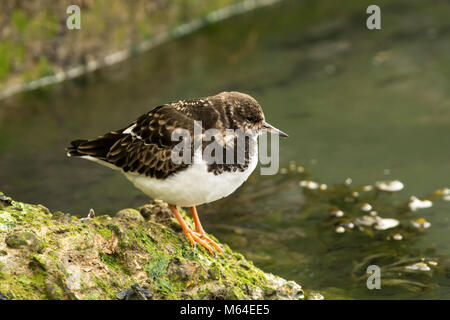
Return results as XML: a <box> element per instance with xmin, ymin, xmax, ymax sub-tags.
<box><xmin>0</xmin><ymin>193</ymin><xmax>306</xmax><ymax>300</ymax></box>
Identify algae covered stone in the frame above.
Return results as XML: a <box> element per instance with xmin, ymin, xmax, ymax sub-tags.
<box><xmin>5</xmin><ymin>230</ymin><xmax>43</xmax><ymax>251</ymax></box>
<box><xmin>0</xmin><ymin>194</ymin><xmax>307</xmax><ymax>300</ymax></box>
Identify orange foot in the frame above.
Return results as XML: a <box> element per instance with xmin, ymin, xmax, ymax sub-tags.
<box><xmin>169</xmin><ymin>205</ymin><xmax>223</xmax><ymax>257</ymax></box>
<box><xmin>184</xmin><ymin>228</ymin><xmax>223</xmax><ymax>256</ymax></box>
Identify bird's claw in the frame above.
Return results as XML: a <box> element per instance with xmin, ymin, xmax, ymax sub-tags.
<box><xmin>183</xmin><ymin>228</ymin><xmax>223</xmax><ymax>257</ymax></box>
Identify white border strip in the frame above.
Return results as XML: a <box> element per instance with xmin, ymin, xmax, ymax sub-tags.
<box><xmin>0</xmin><ymin>0</ymin><xmax>283</xmax><ymax>101</ymax></box>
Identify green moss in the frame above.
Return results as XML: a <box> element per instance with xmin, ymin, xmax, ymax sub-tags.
<box><xmin>143</xmin><ymin>248</ymin><xmax>177</xmax><ymax>297</ymax></box>
<box><xmin>51</xmin><ymin>211</ymin><xmax>64</xmax><ymax>220</ymax></box>
<box><xmin>137</xmin><ymin>20</ymin><xmax>153</xmax><ymax>40</ymax></box>
<box><xmin>144</xmin><ymin>253</ymin><xmax>170</xmax><ymax>280</ymax></box>
<box><xmin>208</xmin><ymin>262</ymin><xmax>222</xmax><ymax>280</ymax></box>
<box><xmin>23</xmin><ymin>56</ymin><xmax>53</xmax><ymax>82</ymax></box>
<box><xmin>83</xmin><ymin>292</ymin><xmax>100</xmax><ymax>300</ymax></box>
<box><xmin>12</xmin><ymin>9</ymin><xmax>28</xmax><ymax>34</ymax></box>
<box><xmin>0</xmin><ymin>0</ymin><xmax>256</xmax><ymax>91</ymax></box>
<box><xmin>45</xmin><ymin>282</ymin><xmax>64</xmax><ymax>300</ymax></box>
<box><xmin>95</xmin><ymin>224</ymin><xmax>113</xmax><ymax>240</ymax></box>
<box><xmin>0</xmin><ymin>210</ymin><xmax>15</xmax><ymax>231</ymax></box>
<box><xmin>4</xmin><ymin>268</ymin><xmax>47</xmax><ymax>300</ymax></box>
<box><xmin>5</xmin><ymin>230</ymin><xmax>43</xmax><ymax>252</ymax></box>
<box><xmin>132</xmin><ymin>227</ymin><xmax>158</xmax><ymax>253</ymax></box>
<box><xmin>0</xmin><ymin>194</ymin><xmax>306</xmax><ymax>300</ymax></box>
<box><xmin>31</xmin><ymin>254</ymin><xmax>48</xmax><ymax>271</ymax></box>
<box><xmin>0</xmin><ymin>41</ymin><xmax>22</xmax><ymax>81</ymax></box>
<box><xmin>36</xmin><ymin>57</ymin><xmax>53</xmax><ymax>78</ymax></box>
<box><xmin>25</xmin><ymin>10</ymin><xmax>59</xmax><ymax>41</ymax></box>
<box><xmin>154</xmin><ymin>278</ymin><xmax>175</xmax><ymax>296</ymax></box>
<box><xmin>17</xmin><ymin>277</ymin><xmax>31</xmax><ymax>285</ymax></box>
<box><xmin>99</xmin><ymin>252</ymin><xmax>120</xmax><ymax>270</ymax></box>
<box><xmin>93</xmin><ymin>275</ymin><xmax>118</xmax><ymax>299</ymax></box>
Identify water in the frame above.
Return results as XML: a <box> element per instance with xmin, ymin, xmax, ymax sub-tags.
<box><xmin>1</xmin><ymin>0</ymin><xmax>450</xmax><ymax>299</ymax></box>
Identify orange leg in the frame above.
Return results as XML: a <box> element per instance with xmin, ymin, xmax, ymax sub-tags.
<box><xmin>190</xmin><ymin>206</ymin><xmax>205</xmax><ymax>234</ymax></box>
<box><xmin>190</xmin><ymin>206</ymin><xmax>223</xmax><ymax>254</ymax></box>
<box><xmin>169</xmin><ymin>205</ymin><xmax>220</xmax><ymax>256</ymax></box>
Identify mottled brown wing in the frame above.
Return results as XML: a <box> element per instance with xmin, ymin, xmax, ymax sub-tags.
<box><xmin>67</xmin><ymin>95</ymin><xmax>253</xmax><ymax>179</ymax></box>
<box><xmin>68</xmin><ymin>104</ymin><xmax>197</xmax><ymax>179</ymax></box>
<box><xmin>106</xmin><ymin>104</ymin><xmax>197</xmax><ymax>179</ymax></box>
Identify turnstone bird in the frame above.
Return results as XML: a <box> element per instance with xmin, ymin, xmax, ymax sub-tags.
<box><xmin>67</xmin><ymin>91</ymin><xmax>287</xmax><ymax>256</ymax></box>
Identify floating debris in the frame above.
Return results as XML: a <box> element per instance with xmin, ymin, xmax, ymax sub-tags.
<box><xmin>280</xmin><ymin>168</ymin><xmax>288</xmax><ymax>174</ymax></box>
<box><xmin>297</xmin><ymin>166</ymin><xmax>305</xmax><ymax>173</ymax></box>
<box><xmin>411</xmin><ymin>218</ymin><xmax>431</xmax><ymax>229</ymax></box>
<box><xmin>341</xmin><ymin>222</ymin><xmax>354</xmax><ymax>229</ymax></box>
<box><xmin>273</xmin><ymin>163</ymin><xmax>446</xmax><ymax>294</ymax></box>
<box><xmin>392</xmin><ymin>233</ymin><xmax>403</xmax><ymax>241</ymax></box>
<box><xmin>289</xmin><ymin>161</ymin><xmax>297</xmax><ymax>171</ymax></box>
<box><xmin>355</xmin><ymin>215</ymin><xmax>377</xmax><ymax>227</ymax></box>
<box><xmin>354</xmin><ymin>215</ymin><xmax>399</xmax><ymax>230</ymax></box>
<box><xmin>336</xmin><ymin>221</ymin><xmax>354</xmax><ymax>232</ymax></box>
<box><xmin>405</xmin><ymin>262</ymin><xmax>431</xmax><ymax>272</ymax></box>
<box><xmin>299</xmin><ymin>180</ymin><xmax>319</xmax><ymax>190</ymax></box>
<box><xmin>319</xmin><ymin>184</ymin><xmax>328</xmax><ymax>191</ymax></box>
<box><xmin>375</xmin><ymin>180</ymin><xmax>404</xmax><ymax>192</ymax></box>
<box><xmin>374</xmin><ymin>218</ymin><xmax>399</xmax><ymax>231</ymax></box>
<box><xmin>429</xmin><ymin>188</ymin><xmax>450</xmax><ymax>200</ymax></box>
<box><xmin>428</xmin><ymin>261</ymin><xmax>438</xmax><ymax>266</ymax></box>
<box><xmin>330</xmin><ymin>209</ymin><xmax>344</xmax><ymax>217</ymax></box>
<box><xmin>408</xmin><ymin>196</ymin><xmax>432</xmax><ymax>211</ymax></box>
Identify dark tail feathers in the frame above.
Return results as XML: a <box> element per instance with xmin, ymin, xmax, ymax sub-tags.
<box><xmin>66</xmin><ymin>139</ymin><xmax>88</xmax><ymax>157</ymax></box>
<box><xmin>66</xmin><ymin>133</ymin><xmax>123</xmax><ymax>159</ymax></box>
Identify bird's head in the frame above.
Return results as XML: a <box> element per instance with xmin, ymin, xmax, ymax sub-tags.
<box><xmin>219</xmin><ymin>91</ymin><xmax>288</xmax><ymax>138</ymax></box>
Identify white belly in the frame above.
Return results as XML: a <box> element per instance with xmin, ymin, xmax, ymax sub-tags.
<box><xmin>123</xmin><ymin>151</ymin><xmax>258</xmax><ymax>207</ymax></box>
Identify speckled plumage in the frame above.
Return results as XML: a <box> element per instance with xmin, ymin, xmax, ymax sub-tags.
<box><xmin>67</xmin><ymin>91</ymin><xmax>264</xmax><ymax>180</ymax></box>
<box><xmin>68</xmin><ymin>91</ymin><xmax>287</xmax><ymax>254</ymax></box>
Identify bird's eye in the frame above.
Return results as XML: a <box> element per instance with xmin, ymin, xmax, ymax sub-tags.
<box><xmin>246</xmin><ymin>115</ymin><xmax>256</xmax><ymax>122</ymax></box>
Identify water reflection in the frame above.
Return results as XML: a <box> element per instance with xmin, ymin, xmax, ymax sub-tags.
<box><xmin>203</xmin><ymin>164</ymin><xmax>450</xmax><ymax>299</ymax></box>
<box><xmin>1</xmin><ymin>0</ymin><xmax>449</xmax><ymax>299</ymax></box>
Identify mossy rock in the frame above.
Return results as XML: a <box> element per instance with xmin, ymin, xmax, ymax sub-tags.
<box><xmin>0</xmin><ymin>193</ymin><xmax>306</xmax><ymax>300</ymax></box>
<box><xmin>5</xmin><ymin>230</ymin><xmax>43</xmax><ymax>251</ymax></box>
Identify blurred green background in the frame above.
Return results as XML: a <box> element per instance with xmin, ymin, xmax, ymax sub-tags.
<box><xmin>0</xmin><ymin>0</ymin><xmax>242</xmax><ymax>93</ymax></box>
<box><xmin>1</xmin><ymin>0</ymin><xmax>449</xmax><ymax>299</ymax></box>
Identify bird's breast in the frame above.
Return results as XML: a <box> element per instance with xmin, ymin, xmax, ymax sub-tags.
<box><xmin>124</xmin><ymin>147</ymin><xmax>258</xmax><ymax>207</ymax></box>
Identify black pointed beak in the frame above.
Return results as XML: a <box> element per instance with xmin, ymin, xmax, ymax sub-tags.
<box><xmin>261</xmin><ymin>122</ymin><xmax>288</xmax><ymax>137</ymax></box>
